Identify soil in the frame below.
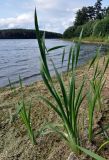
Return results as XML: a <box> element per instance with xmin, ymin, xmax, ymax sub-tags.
<box><xmin>0</xmin><ymin>57</ymin><xmax>109</xmax><ymax>160</ymax></box>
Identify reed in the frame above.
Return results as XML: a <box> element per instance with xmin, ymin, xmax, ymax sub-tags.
<box><xmin>10</xmin><ymin>76</ymin><xmax>36</xmax><ymax>145</ymax></box>
<box><xmin>35</xmin><ymin>9</ymin><xmax>86</xmax><ymax>154</ymax></box>
<box><xmin>88</xmin><ymin>50</ymin><xmax>109</xmax><ymax>141</ymax></box>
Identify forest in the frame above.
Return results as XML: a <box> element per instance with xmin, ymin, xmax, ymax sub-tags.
<box><xmin>63</xmin><ymin>0</ymin><xmax>109</xmax><ymax>39</ymax></box>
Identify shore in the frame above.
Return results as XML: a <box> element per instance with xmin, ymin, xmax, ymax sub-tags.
<box><xmin>0</xmin><ymin>56</ymin><xmax>109</xmax><ymax>160</ymax></box>
<box><xmin>80</xmin><ymin>40</ymin><xmax>109</xmax><ymax>45</ymax></box>
<box><xmin>63</xmin><ymin>37</ymin><xmax>109</xmax><ymax>45</ymax></box>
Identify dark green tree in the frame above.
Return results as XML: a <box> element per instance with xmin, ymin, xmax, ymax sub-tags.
<box><xmin>94</xmin><ymin>0</ymin><xmax>103</xmax><ymax>19</ymax></box>
<box><xmin>101</xmin><ymin>7</ymin><xmax>107</xmax><ymax>18</ymax></box>
<box><xmin>63</xmin><ymin>26</ymin><xmax>76</xmax><ymax>38</ymax></box>
<box><xmin>101</xmin><ymin>6</ymin><xmax>109</xmax><ymax>18</ymax></box>
<box><xmin>74</xmin><ymin>7</ymin><xmax>89</xmax><ymax>26</ymax></box>
<box><xmin>106</xmin><ymin>6</ymin><xmax>109</xmax><ymax>16</ymax></box>
<box><xmin>87</xmin><ymin>6</ymin><xmax>95</xmax><ymax>20</ymax></box>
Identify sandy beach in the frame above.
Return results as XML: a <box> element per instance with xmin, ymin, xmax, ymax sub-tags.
<box><xmin>0</xmin><ymin>57</ymin><xmax>109</xmax><ymax>160</ymax></box>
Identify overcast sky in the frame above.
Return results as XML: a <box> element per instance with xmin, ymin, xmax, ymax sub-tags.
<box><xmin>0</xmin><ymin>0</ymin><xmax>108</xmax><ymax>33</ymax></box>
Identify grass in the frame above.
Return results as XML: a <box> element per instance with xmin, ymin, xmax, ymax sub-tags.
<box><xmin>87</xmin><ymin>51</ymin><xmax>109</xmax><ymax>142</ymax></box>
<box><xmin>9</xmin><ymin>76</ymin><xmax>36</xmax><ymax>145</ymax></box>
<box><xmin>34</xmin><ymin>9</ymin><xmax>88</xmax><ymax>154</ymax></box>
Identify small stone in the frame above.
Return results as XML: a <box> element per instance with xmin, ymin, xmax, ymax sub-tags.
<box><xmin>104</xmin><ymin>99</ymin><xmax>109</xmax><ymax>105</ymax></box>
<box><xmin>67</xmin><ymin>152</ymin><xmax>79</xmax><ymax>160</ymax></box>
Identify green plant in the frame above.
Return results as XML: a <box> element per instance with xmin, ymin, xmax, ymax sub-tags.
<box><xmin>34</xmin><ymin>9</ymin><xmax>109</xmax><ymax>158</ymax></box>
<box><xmin>16</xmin><ymin>97</ymin><xmax>36</xmax><ymax>145</ymax></box>
<box><xmin>11</xmin><ymin>76</ymin><xmax>36</xmax><ymax>145</ymax></box>
<box><xmin>88</xmin><ymin>50</ymin><xmax>109</xmax><ymax>141</ymax></box>
<box><xmin>8</xmin><ymin>78</ymin><xmax>16</xmax><ymax>94</ymax></box>
<box><xmin>18</xmin><ymin>76</ymin><xmax>36</xmax><ymax>144</ymax></box>
<box><xmin>93</xmin><ymin>17</ymin><xmax>109</xmax><ymax>37</ymax></box>
<box><xmin>35</xmin><ymin>9</ymin><xmax>86</xmax><ymax>154</ymax></box>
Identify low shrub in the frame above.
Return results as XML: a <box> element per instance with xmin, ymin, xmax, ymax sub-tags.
<box><xmin>63</xmin><ymin>16</ymin><xmax>109</xmax><ymax>39</ymax></box>
<box><xmin>93</xmin><ymin>17</ymin><xmax>109</xmax><ymax>37</ymax></box>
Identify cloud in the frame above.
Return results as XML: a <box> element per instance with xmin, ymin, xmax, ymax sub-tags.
<box><xmin>0</xmin><ymin>0</ymin><xmax>88</xmax><ymax>33</ymax></box>
<box><xmin>35</xmin><ymin>0</ymin><xmax>57</xmax><ymax>9</ymax></box>
<box><xmin>39</xmin><ymin>16</ymin><xmax>75</xmax><ymax>33</ymax></box>
<box><xmin>0</xmin><ymin>10</ymin><xmax>75</xmax><ymax>33</ymax></box>
<box><xmin>32</xmin><ymin>0</ymin><xmax>80</xmax><ymax>32</ymax></box>
<box><xmin>0</xmin><ymin>12</ymin><xmax>33</xmax><ymax>29</ymax></box>
<box><xmin>66</xmin><ymin>8</ymin><xmax>81</xmax><ymax>13</ymax></box>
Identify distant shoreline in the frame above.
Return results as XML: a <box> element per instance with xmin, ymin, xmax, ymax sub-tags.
<box><xmin>0</xmin><ymin>29</ymin><xmax>62</xmax><ymax>39</ymax></box>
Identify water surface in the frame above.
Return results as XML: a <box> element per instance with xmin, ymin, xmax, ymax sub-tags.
<box><xmin>0</xmin><ymin>39</ymin><xmax>107</xmax><ymax>87</ymax></box>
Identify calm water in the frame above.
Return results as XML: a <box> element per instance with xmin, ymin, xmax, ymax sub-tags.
<box><xmin>0</xmin><ymin>39</ymin><xmax>107</xmax><ymax>87</ymax></box>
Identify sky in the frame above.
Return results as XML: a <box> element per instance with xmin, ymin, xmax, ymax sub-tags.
<box><xmin>0</xmin><ymin>0</ymin><xmax>108</xmax><ymax>33</ymax></box>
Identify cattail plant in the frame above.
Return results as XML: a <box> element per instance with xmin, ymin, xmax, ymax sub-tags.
<box><xmin>10</xmin><ymin>76</ymin><xmax>36</xmax><ymax>145</ymax></box>
<box><xmin>88</xmin><ymin>49</ymin><xmax>109</xmax><ymax>142</ymax></box>
<box><xmin>35</xmin><ymin>9</ymin><xmax>86</xmax><ymax>154</ymax></box>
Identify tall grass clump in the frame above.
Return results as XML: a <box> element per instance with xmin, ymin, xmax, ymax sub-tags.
<box><xmin>10</xmin><ymin>76</ymin><xmax>36</xmax><ymax>145</ymax></box>
<box><xmin>93</xmin><ymin>17</ymin><xmax>109</xmax><ymax>37</ymax></box>
<box><xmin>34</xmin><ymin>8</ymin><xmax>109</xmax><ymax>158</ymax></box>
<box><xmin>34</xmin><ymin>9</ymin><xmax>86</xmax><ymax>154</ymax></box>
<box><xmin>63</xmin><ymin>21</ymin><xmax>96</xmax><ymax>38</ymax></box>
<box><xmin>88</xmin><ymin>50</ymin><xmax>109</xmax><ymax>141</ymax></box>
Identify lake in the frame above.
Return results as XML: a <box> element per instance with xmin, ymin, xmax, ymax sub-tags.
<box><xmin>0</xmin><ymin>39</ymin><xmax>107</xmax><ymax>87</ymax></box>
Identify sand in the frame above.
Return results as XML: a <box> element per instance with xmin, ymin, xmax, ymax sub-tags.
<box><xmin>0</xmin><ymin>57</ymin><xmax>109</xmax><ymax>160</ymax></box>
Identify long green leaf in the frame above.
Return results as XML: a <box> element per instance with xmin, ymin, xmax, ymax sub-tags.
<box><xmin>103</xmin><ymin>56</ymin><xmax>109</xmax><ymax>74</ymax></box>
<box><xmin>77</xmin><ymin>146</ymin><xmax>106</xmax><ymax>160</ymax></box>
<box><xmin>71</xmin><ymin>47</ymin><xmax>76</xmax><ymax>71</ymax></box>
<box><xmin>62</xmin><ymin>48</ymin><xmax>66</xmax><ymax>65</ymax></box>
<box><xmin>67</xmin><ymin>46</ymin><xmax>73</xmax><ymax>71</ymax></box>
<box><xmin>69</xmin><ymin>73</ymin><xmax>76</xmax><ymax>128</ymax></box>
<box><xmin>46</xmin><ymin>122</ymin><xmax>68</xmax><ymax>141</ymax></box>
<box><xmin>35</xmin><ymin>9</ymin><xmax>49</xmax><ymax>76</ymax></box>
<box><xmin>47</xmin><ymin>45</ymin><xmax>66</xmax><ymax>52</ymax></box>
<box><xmin>75</xmin><ymin>29</ymin><xmax>83</xmax><ymax>67</ymax></box>
<box><xmin>28</xmin><ymin>99</ymin><xmax>32</xmax><ymax>124</ymax></box>
<box><xmin>51</xmin><ymin>60</ymin><xmax>69</xmax><ymax>117</ymax></box>
<box><xmin>41</xmin><ymin>63</ymin><xmax>68</xmax><ymax>124</ymax></box>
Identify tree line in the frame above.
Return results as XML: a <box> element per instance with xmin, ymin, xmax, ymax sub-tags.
<box><xmin>63</xmin><ymin>0</ymin><xmax>109</xmax><ymax>38</ymax></box>
<box><xmin>0</xmin><ymin>29</ymin><xmax>62</xmax><ymax>39</ymax></box>
<box><xmin>74</xmin><ymin>0</ymin><xmax>109</xmax><ymax>27</ymax></box>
